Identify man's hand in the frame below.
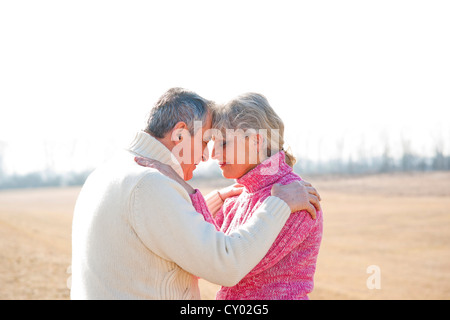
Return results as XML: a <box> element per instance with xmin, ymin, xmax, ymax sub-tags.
<box><xmin>271</xmin><ymin>180</ymin><xmax>321</xmax><ymax>219</ymax></box>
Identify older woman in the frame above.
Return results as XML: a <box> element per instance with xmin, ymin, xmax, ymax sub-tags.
<box><xmin>136</xmin><ymin>93</ymin><xmax>323</xmax><ymax>300</ymax></box>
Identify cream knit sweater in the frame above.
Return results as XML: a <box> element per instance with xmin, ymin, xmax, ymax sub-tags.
<box><xmin>71</xmin><ymin>131</ymin><xmax>291</xmax><ymax>300</ymax></box>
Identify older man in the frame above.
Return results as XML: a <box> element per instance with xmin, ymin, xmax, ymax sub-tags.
<box><xmin>71</xmin><ymin>88</ymin><xmax>319</xmax><ymax>299</ymax></box>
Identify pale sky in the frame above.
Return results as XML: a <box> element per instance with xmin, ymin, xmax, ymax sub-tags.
<box><xmin>1</xmin><ymin>0</ymin><xmax>449</xmax><ymax>174</ymax></box>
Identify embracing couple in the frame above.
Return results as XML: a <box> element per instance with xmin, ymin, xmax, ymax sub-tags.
<box><xmin>71</xmin><ymin>88</ymin><xmax>323</xmax><ymax>300</ymax></box>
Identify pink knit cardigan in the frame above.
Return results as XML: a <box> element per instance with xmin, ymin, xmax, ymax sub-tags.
<box><xmin>190</xmin><ymin>152</ymin><xmax>323</xmax><ymax>300</ymax></box>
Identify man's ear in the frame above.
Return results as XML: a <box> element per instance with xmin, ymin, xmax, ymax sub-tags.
<box><xmin>170</xmin><ymin>122</ymin><xmax>189</xmax><ymax>145</ymax></box>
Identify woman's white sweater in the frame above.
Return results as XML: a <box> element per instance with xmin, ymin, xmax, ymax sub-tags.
<box><xmin>70</xmin><ymin>131</ymin><xmax>290</xmax><ymax>300</ymax></box>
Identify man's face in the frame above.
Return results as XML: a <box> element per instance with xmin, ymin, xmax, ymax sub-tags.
<box><xmin>173</xmin><ymin>113</ymin><xmax>212</xmax><ymax>181</ymax></box>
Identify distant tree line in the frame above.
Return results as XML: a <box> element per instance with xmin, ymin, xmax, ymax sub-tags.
<box><xmin>294</xmin><ymin>144</ymin><xmax>450</xmax><ymax>175</ymax></box>
<box><xmin>0</xmin><ymin>139</ymin><xmax>97</xmax><ymax>190</ymax></box>
<box><xmin>0</xmin><ymin>170</ymin><xmax>93</xmax><ymax>190</ymax></box>
<box><xmin>0</xmin><ymin>140</ymin><xmax>449</xmax><ymax>190</ymax></box>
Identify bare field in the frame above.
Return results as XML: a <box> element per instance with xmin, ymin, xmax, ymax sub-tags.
<box><xmin>1</xmin><ymin>172</ymin><xmax>449</xmax><ymax>300</ymax></box>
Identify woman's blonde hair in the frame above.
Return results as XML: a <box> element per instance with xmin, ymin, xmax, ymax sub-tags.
<box><xmin>212</xmin><ymin>93</ymin><xmax>297</xmax><ymax>167</ymax></box>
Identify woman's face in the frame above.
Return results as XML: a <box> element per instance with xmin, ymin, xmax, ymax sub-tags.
<box><xmin>211</xmin><ymin>133</ymin><xmax>261</xmax><ymax>179</ymax></box>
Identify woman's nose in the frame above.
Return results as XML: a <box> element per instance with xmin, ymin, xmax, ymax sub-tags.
<box><xmin>211</xmin><ymin>146</ymin><xmax>224</xmax><ymax>163</ymax></box>
<box><xmin>202</xmin><ymin>145</ymin><xmax>210</xmax><ymax>162</ymax></box>
<box><xmin>211</xmin><ymin>146</ymin><xmax>219</xmax><ymax>160</ymax></box>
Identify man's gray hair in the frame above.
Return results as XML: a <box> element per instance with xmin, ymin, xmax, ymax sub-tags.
<box><xmin>145</xmin><ymin>88</ymin><xmax>213</xmax><ymax>138</ymax></box>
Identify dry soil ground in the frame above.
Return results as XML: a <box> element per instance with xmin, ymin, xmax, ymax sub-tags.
<box><xmin>0</xmin><ymin>172</ymin><xmax>449</xmax><ymax>299</ymax></box>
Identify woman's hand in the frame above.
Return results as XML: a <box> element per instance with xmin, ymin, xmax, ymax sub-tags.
<box><xmin>217</xmin><ymin>183</ymin><xmax>245</xmax><ymax>201</ymax></box>
<box><xmin>271</xmin><ymin>180</ymin><xmax>322</xmax><ymax>219</ymax></box>
<box><xmin>134</xmin><ymin>156</ymin><xmax>196</xmax><ymax>195</ymax></box>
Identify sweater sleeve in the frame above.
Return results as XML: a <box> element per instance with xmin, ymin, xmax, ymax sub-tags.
<box><xmin>245</xmin><ymin>204</ymin><xmax>321</xmax><ymax>278</ymax></box>
<box><xmin>189</xmin><ymin>189</ymin><xmax>220</xmax><ymax>231</ymax></box>
<box><xmin>204</xmin><ymin>190</ymin><xmax>223</xmax><ymax>217</ymax></box>
<box><xmin>129</xmin><ymin>172</ymin><xmax>291</xmax><ymax>287</ymax></box>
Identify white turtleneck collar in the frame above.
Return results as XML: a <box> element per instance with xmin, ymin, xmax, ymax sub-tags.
<box><xmin>126</xmin><ymin>131</ymin><xmax>184</xmax><ymax>179</ymax></box>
